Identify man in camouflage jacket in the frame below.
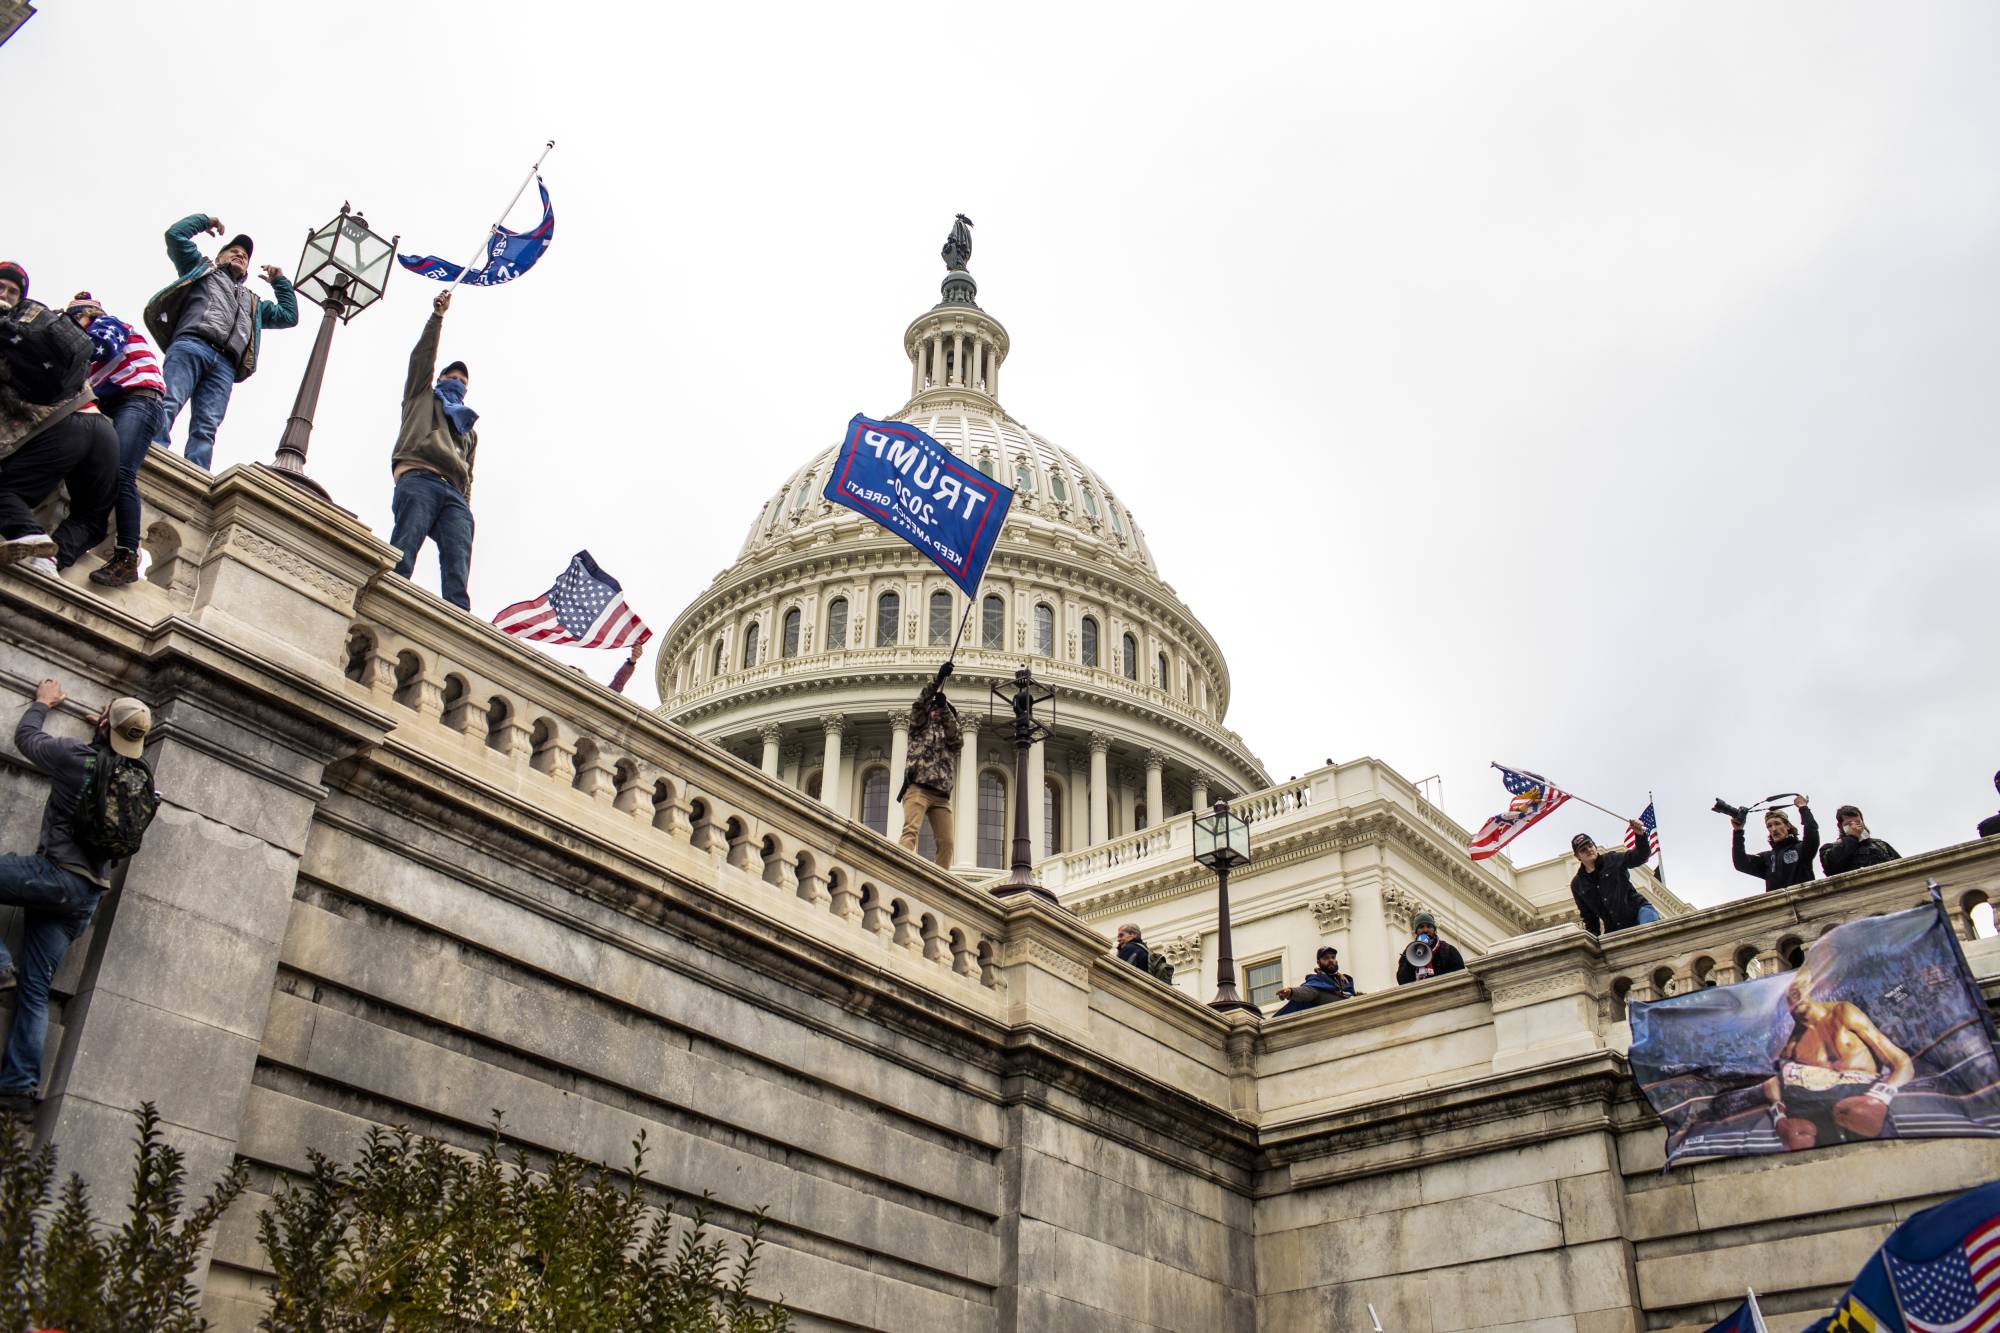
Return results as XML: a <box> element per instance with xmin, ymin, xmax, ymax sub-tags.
<box><xmin>897</xmin><ymin>663</ymin><xmax>962</xmax><ymax>867</ymax></box>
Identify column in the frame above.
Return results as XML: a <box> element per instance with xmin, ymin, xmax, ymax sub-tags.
<box><xmin>972</xmin><ymin>339</ymin><xmax>985</xmax><ymax>391</ymax></box>
<box><xmin>952</xmin><ymin>332</ymin><xmax>965</xmax><ymax>386</ymax></box>
<box><xmin>1027</xmin><ymin>730</ymin><xmax>1047</xmax><ymax>860</ymax></box>
<box><xmin>987</xmin><ymin>347</ymin><xmax>998</xmax><ymax>399</ymax></box>
<box><xmin>1190</xmin><ymin>771</ymin><xmax>1211</xmax><ymax>815</ymax></box>
<box><xmin>1144</xmin><ymin>751</ymin><xmax>1165</xmax><ymax>828</ymax></box>
<box><xmin>887</xmin><ymin>710</ymin><xmax>910</xmax><ymax>790</ymax></box>
<box><xmin>954</xmin><ymin>715</ymin><xmax>982</xmax><ymax>867</ymax></box>
<box><xmin>838</xmin><ymin>736</ymin><xmax>858</xmax><ymax>820</ymax></box>
<box><xmin>929</xmin><ymin>333</ymin><xmax>943</xmax><ymax>387</ymax></box>
<box><xmin>760</xmin><ymin>724</ymin><xmax>783</xmax><ymax>777</ymax></box>
<box><xmin>1088</xmin><ymin>732</ymin><xmax>1110</xmax><ymax>846</ymax></box>
<box><xmin>819</xmin><ymin>714</ymin><xmax>844</xmax><ymax>811</ymax></box>
<box><xmin>911</xmin><ymin>339</ymin><xmax>922</xmax><ymax>397</ymax></box>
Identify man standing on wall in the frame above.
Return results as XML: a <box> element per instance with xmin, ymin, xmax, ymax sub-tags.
<box><xmin>389</xmin><ymin>290</ymin><xmax>479</xmax><ymax>610</ymax></box>
<box><xmin>897</xmin><ymin>662</ymin><xmax>960</xmax><ymax>868</ymax></box>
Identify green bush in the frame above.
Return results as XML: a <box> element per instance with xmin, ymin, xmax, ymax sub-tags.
<box><xmin>0</xmin><ymin>1101</ymin><xmax>247</xmax><ymax>1333</ymax></box>
<box><xmin>256</xmin><ymin>1115</ymin><xmax>791</xmax><ymax>1333</ymax></box>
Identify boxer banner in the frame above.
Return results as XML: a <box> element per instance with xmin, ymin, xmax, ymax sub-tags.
<box><xmin>823</xmin><ymin>414</ymin><xmax>1013</xmax><ymax>595</ymax></box>
<box><xmin>1628</xmin><ymin>901</ymin><xmax>2000</xmax><ymax>1166</ymax></box>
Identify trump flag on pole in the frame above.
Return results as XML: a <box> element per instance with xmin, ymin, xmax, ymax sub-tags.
<box><xmin>822</xmin><ymin>414</ymin><xmax>1014</xmax><ymax>596</ymax></box>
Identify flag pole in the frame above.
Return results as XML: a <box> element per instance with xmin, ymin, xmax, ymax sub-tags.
<box><xmin>1648</xmin><ymin>788</ymin><xmax>1667</xmax><ymax>882</ymax></box>
<box><xmin>442</xmin><ymin>139</ymin><xmax>556</xmax><ymax>298</ymax></box>
<box><xmin>1493</xmin><ymin>761</ymin><xmax>1633</xmax><ymax>824</ymax></box>
<box><xmin>944</xmin><ymin>587</ymin><xmax>979</xmax><ymax>666</ymax></box>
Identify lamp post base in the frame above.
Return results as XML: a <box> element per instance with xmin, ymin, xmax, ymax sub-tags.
<box><xmin>260</xmin><ymin>461</ymin><xmax>334</xmax><ymax>503</ymax></box>
<box><xmin>991</xmin><ymin>875</ymin><xmax>1061</xmax><ymax>908</ymax></box>
<box><xmin>1207</xmin><ymin>996</ymin><xmax>1262</xmax><ymax>1016</ymax></box>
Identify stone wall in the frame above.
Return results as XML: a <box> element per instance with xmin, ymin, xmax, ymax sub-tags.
<box><xmin>0</xmin><ymin>453</ymin><xmax>1993</xmax><ymax>1331</ymax></box>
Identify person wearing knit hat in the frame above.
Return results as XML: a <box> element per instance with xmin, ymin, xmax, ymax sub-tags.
<box><xmin>142</xmin><ymin>211</ymin><xmax>297</xmax><ymax>469</ymax></box>
<box><xmin>65</xmin><ymin>292</ymin><xmax>166</xmax><ymax>587</ymax></box>
<box><xmin>388</xmin><ymin>289</ymin><xmax>481</xmax><ymax>610</ymax></box>
<box><xmin>0</xmin><ymin>262</ymin><xmax>26</xmax><ymax>312</ymax></box>
<box><xmin>1395</xmin><ymin>910</ymin><xmax>1466</xmax><ymax>985</ymax></box>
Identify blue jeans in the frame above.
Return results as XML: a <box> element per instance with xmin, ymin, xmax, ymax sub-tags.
<box><xmin>390</xmin><ymin>470</ymin><xmax>474</xmax><ymax>610</ymax></box>
<box><xmin>103</xmin><ymin>391</ymin><xmax>165</xmax><ymax>551</ymax></box>
<box><xmin>0</xmin><ymin>854</ymin><xmax>99</xmax><ymax>1096</ymax></box>
<box><xmin>1636</xmin><ymin>903</ymin><xmax>1661</xmax><ymax>925</ymax></box>
<box><xmin>155</xmin><ymin>337</ymin><xmax>236</xmax><ymax>470</ymax></box>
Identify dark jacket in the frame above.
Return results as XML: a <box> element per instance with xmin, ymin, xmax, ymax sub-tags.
<box><xmin>1819</xmin><ymin>833</ymin><xmax>1900</xmax><ymax>877</ymax></box>
<box><xmin>1396</xmin><ymin>939</ymin><xmax>1465</xmax><ymax>985</ymax></box>
<box><xmin>391</xmin><ymin>314</ymin><xmax>477</xmax><ymax>497</ymax></box>
<box><xmin>15</xmin><ymin>702</ymin><xmax>120</xmax><ymax>887</ymax></box>
<box><xmin>143</xmin><ymin>214</ymin><xmax>298</xmax><ymax>381</ymax></box>
<box><xmin>898</xmin><ymin>681</ymin><xmax>961</xmax><ymax>800</ymax></box>
<box><xmin>0</xmin><ymin>300</ymin><xmax>96</xmax><ymax>458</ymax></box>
<box><xmin>1979</xmin><ymin>812</ymin><xmax>2000</xmax><ymax>839</ymax></box>
<box><xmin>1272</xmin><ymin>968</ymin><xmax>1358</xmax><ymax>1016</ymax></box>
<box><xmin>1117</xmin><ymin>938</ymin><xmax>1150</xmax><ymax>971</ymax></box>
<box><xmin>1570</xmin><ymin>846</ymin><xmax>1655</xmax><ymax>935</ymax></box>
<box><xmin>1733</xmin><ymin>806</ymin><xmax>1820</xmax><ymax>893</ymax></box>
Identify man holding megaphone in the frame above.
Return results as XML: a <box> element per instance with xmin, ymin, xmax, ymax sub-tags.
<box><xmin>1396</xmin><ymin>912</ymin><xmax>1465</xmax><ymax>986</ymax></box>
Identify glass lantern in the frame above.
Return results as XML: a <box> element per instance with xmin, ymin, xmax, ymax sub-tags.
<box><xmin>293</xmin><ymin>204</ymin><xmax>396</xmax><ymax>322</ymax></box>
<box><xmin>1192</xmin><ymin>800</ymin><xmax>1250</xmax><ymax>870</ymax></box>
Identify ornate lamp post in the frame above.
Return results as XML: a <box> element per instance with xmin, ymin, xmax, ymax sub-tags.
<box><xmin>268</xmin><ymin>204</ymin><xmax>396</xmax><ymax>502</ymax></box>
<box><xmin>990</xmin><ymin>665</ymin><xmax>1057</xmax><ymax>904</ymax></box>
<box><xmin>1192</xmin><ymin>799</ymin><xmax>1259</xmax><ymax>1014</ymax></box>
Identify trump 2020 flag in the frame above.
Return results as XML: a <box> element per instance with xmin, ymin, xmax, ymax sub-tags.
<box><xmin>822</xmin><ymin>414</ymin><xmax>1013</xmax><ymax>595</ymax></box>
<box><xmin>399</xmin><ymin>178</ymin><xmax>556</xmax><ymax>286</ymax></box>
<box><xmin>493</xmin><ymin>551</ymin><xmax>651</xmax><ymax>648</ymax></box>
<box><xmin>1628</xmin><ymin>901</ymin><xmax>2000</xmax><ymax>1167</ymax></box>
<box><xmin>1801</xmin><ymin>1178</ymin><xmax>2000</xmax><ymax>1333</ymax></box>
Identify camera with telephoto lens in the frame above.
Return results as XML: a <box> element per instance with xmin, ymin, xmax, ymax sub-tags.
<box><xmin>1712</xmin><ymin>798</ymin><xmax>1751</xmax><ymax>823</ymax></box>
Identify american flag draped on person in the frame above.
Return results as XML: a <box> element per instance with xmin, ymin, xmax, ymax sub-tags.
<box><xmin>1467</xmin><ymin>765</ymin><xmax>1571</xmax><ymax>860</ymax></box>
<box><xmin>493</xmin><ymin>551</ymin><xmax>651</xmax><ymax>650</ymax></box>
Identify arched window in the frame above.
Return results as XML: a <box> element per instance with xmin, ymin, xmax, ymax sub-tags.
<box><xmin>711</xmin><ymin>639</ymin><xmax>726</xmax><ymax>678</ymax></box>
<box><xmin>1044</xmin><ymin>779</ymin><xmax>1061</xmax><ymax>854</ymax></box>
<box><xmin>981</xmin><ymin>594</ymin><xmax>1004</xmax><ymax>649</ymax></box>
<box><xmin>1034</xmin><ymin>603</ymin><xmax>1054</xmax><ymax>657</ymax></box>
<box><xmin>1080</xmin><ymin>487</ymin><xmax>1099</xmax><ymax>518</ymax></box>
<box><xmin>806</xmin><ymin>771</ymin><xmax>822</xmax><ymax>800</ymax></box>
<box><xmin>781</xmin><ymin>608</ymin><xmax>801</xmax><ymax>659</ymax></box>
<box><xmin>977</xmin><ymin>770</ymin><xmax>1006</xmax><ymax>868</ymax></box>
<box><xmin>791</xmin><ymin>472</ymin><xmax>814</xmax><ymax>511</ymax></box>
<box><xmin>1049</xmin><ymin>471</ymin><xmax>1069</xmax><ymax>503</ymax></box>
<box><xmin>742</xmin><ymin>621</ymin><xmax>760</xmax><ymax>668</ymax></box>
<box><xmin>861</xmin><ymin>767</ymin><xmax>889</xmax><ymax>835</ymax></box>
<box><xmin>1135</xmin><ymin>803</ymin><xmax>1148</xmax><ymax>832</ymax></box>
<box><xmin>1014</xmin><ymin>459</ymin><xmax>1035</xmax><ymax>492</ymax></box>
<box><xmin>1080</xmin><ymin>616</ymin><xmax>1099</xmax><ymax>668</ymax></box>
<box><xmin>876</xmin><ymin>591</ymin><xmax>899</xmax><ymax>647</ymax></box>
<box><xmin>1156</xmin><ymin>651</ymin><xmax>1169</xmax><ymax>689</ymax></box>
<box><xmin>1121</xmin><ymin>633</ymin><xmax>1138</xmax><ymax>681</ymax></box>
<box><xmin>929</xmin><ymin>590</ymin><xmax>952</xmax><ymax>645</ymax></box>
<box><xmin>1109</xmin><ymin>503</ymin><xmax>1125</xmax><ymax>536</ymax></box>
<box><xmin>825</xmin><ymin>597</ymin><xmax>848</xmax><ymax>650</ymax></box>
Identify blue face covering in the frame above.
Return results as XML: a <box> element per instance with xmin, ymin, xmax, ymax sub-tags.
<box><xmin>434</xmin><ymin>376</ymin><xmax>478</xmax><ymax>436</ymax></box>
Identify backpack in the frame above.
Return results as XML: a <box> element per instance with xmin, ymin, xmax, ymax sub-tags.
<box><xmin>0</xmin><ymin>300</ymin><xmax>93</xmax><ymax>407</ymax></box>
<box><xmin>1146</xmin><ymin>949</ymin><xmax>1175</xmax><ymax>985</ymax></box>
<box><xmin>74</xmin><ymin>749</ymin><xmax>159</xmax><ymax>861</ymax></box>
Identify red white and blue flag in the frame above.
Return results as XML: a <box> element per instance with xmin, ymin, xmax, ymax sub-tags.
<box><xmin>493</xmin><ymin>550</ymin><xmax>651</xmax><ymax>649</ymax></box>
<box><xmin>1467</xmin><ymin>765</ymin><xmax>1570</xmax><ymax>861</ymax></box>
<box><xmin>1624</xmin><ymin>802</ymin><xmax>1661</xmax><ymax>859</ymax></box>
<box><xmin>1803</xmin><ymin>1180</ymin><xmax>2000</xmax><ymax>1333</ymax></box>
<box><xmin>1702</xmin><ymin>1292</ymin><xmax>1768</xmax><ymax>1333</ymax></box>
<box><xmin>399</xmin><ymin>178</ymin><xmax>556</xmax><ymax>287</ymax></box>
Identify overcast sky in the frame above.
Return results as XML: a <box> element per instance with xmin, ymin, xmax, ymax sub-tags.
<box><xmin>6</xmin><ymin>2</ymin><xmax>1995</xmax><ymax>908</ymax></box>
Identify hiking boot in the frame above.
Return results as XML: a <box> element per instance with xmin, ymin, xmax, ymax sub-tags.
<box><xmin>0</xmin><ymin>532</ymin><xmax>56</xmax><ymax>565</ymax></box>
<box><xmin>90</xmin><ymin>548</ymin><xmax>141</xmax><ymax>587</ymax></box>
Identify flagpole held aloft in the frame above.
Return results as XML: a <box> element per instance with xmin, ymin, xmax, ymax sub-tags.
<box><xmin>1649</xmin><ymin>788</ymin><xmax>1668</xmax><ymax>883</ymax></box>
<box><xmin>442</xmin><ymin>139</ymin><xmax>556</xmax><ymax>299</ymax></box>
<box><xmin>1492</xmin><ymin>761</ymin><xmax>1633</xmax><ymax>824</ymax></box>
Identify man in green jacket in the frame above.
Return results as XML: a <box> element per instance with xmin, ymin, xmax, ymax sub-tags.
<box><xmin>143</xmin><ymin>213</ymin><xmax>298</xmax><ymax>469</ymax></box>
<box><xmin>390</xmin><ymin>290</ymin><xmax>478</xmax><ymax>610</ymax></box>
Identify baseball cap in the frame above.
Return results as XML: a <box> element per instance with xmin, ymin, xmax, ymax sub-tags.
<box><xmin>107</xmin><ymin>697</ymin><xmax>151</xmax><ymax>759</ymax></box>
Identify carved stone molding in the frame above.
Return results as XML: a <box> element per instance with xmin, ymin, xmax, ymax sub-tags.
<box><xmin>1308</xmin><ymin>890</ymin><xmax>1352</xmax><ymax>932</ymax></box>
<box><xmin>820</xmin><ymin>712</ymin><xmax>846</xmax><ymax>736</ymax></box>
<box><xmin>1001</xmin><ymin>938</ymin><xmax>1090</xmax><ymax>988</ymax></box>
<box><xmin>1382</xmin><ymin>885</ymin><xmax>1426</xmax><ymax>934</ymax></box>
<box><xmin>1486</xmin><ymin>969</ymin><xmax>1594</xmax><ymax>1011</ymax></box>
<box><xmin>208</xmin><ymin>525</ymin><xmax>358</xmax><ymax>606</ymax></box>
<box><xmin>1143</xmin><ymin>750</ymin><xmax>1167</xmax><ymax>773</ymax></box>
<box><xmin>887</xmin><ymin>710</ymin><xmax>911</xmax><ymax>733</ymax></box>
<box><xmin>758</xmin><ymin>723</ymin><xmax>784</xmax><ymax>745</ymax></box>
<box><xmin>1088</xmin><ymin>732</ymin><xmax>1112</xmax><ymax>755</ymax></box>
<box><xmin>1159</xmin><ymin>933</ymin><xmax>1204</xmax><ymax>969</ymax></box>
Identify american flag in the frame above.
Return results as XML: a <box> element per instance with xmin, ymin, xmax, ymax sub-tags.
<box><xmin>1624</xmin><ymin>802</ymin><xmax>1661</xmax><ymax>858</ymax></box>
<box><xmin>492</xmin><ymin>550</ymin><xmax>652</xmax><ymax>649</ymax></box>
<box><xmin>1888</xmin><ymin>1214</ymin><xmax>2000</xmax><ymax>1333</ymax></box>
<box><xmin>1467</xmin><ymin>765</ymin><xmax>1570</xmax><ymax>861</ymax></box>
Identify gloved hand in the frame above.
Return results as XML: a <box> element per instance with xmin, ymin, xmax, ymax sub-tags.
<box><xmin>1773</xmin><ymin>1110</ymin><xmax>1818</xmax><ymax>1152</ymax></box>
<box><xmin>1833</xmin><ymin>1084</ymin><xmax>1894</xmax><ymax>1138</ymax></box>
<box><xmin>935</xmin><ymin>660</ymin><xmax>954</xmax><ymax>683</ymax></box>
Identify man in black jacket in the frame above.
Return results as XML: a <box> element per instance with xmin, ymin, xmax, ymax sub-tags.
<box><xmin>1114</xmin><ymin>924</ymin><xmax>1150</xmax><ymax>971</ymax></box>
<box><xmin>1396</xmin><ymin>912</ymin><xmax>1466</xmax><ymax>985</ymax></box>
<box><xmin>1733</xmin><ymin>794</ymin><xmax>1819</xmax><ymax>893</ymax></box>
<box><xmin>1979</xmin><ymin>772</ymin><xmax>2000</xmax><ymax>840</ymax></box>
<box><xmin>1819</xmin><ymin>805</ymin><xmax>1900</xmax><ymax>877</ymax></box>
<box><xmin>0</xmin><ymin>679</ymin><xmax>152</xmax><ymax>1115</ymax></box>
<box><xmin>1569</xmin><ymin>822</ymin><xmax>1662</xmax><ymax>935</ymax></box>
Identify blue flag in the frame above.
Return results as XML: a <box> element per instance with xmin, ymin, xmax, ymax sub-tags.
<box><xmin>1702</xmin><ymin>1293</ymin><xmax>1767</xmax><ymax>1333</ymax></box>
<box><xmin>822</xmin><ymin>414</ymin><xmax>1014</xmax><ymax>595</ymax></box>
<box><xmin>398</xmin><ymin>178</ymin><xmax>555</xmax><ymax>286</ymax></box>
<box><xmin>1802</xmin><ymin>1177</ymin><xmax>2000</xmax><ymax>1333</ymax></box>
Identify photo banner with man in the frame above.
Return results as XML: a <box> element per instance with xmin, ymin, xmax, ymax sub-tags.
<box><xmin>822</xmin><ymin>413</ymin><xmax>1014</xmax><ymax>596</ymax></box>
<box><xmin>1627</xmin><ymin>900</ymin><xmax>2000</xmax><ymax>1167</ymax></box>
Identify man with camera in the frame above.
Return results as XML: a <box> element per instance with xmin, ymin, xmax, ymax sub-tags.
<box><xmin>1396</xmin><ymin>912</ymin><xmax>1465</xmax><ymax>985</ymax></box>
<box><xmin>1818</xmin><ymin>805</ymin><xmax>1900</xmax><ymax>877</ymax></box>
<box><xmin>1569</xmin><ymin>821</ymin><xmax>1662</xmax><ymax>935</ymax></box>
<box><xmin>1730</xmin><ymin>794</ymin><xmax>1819</xmax><ymax>894</ymax></box>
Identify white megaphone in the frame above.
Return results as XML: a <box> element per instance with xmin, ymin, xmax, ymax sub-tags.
<box><xmin>1403</xmin><ymin>938</ymin><xmax>1434</xmax><ymax>970</ymax></box>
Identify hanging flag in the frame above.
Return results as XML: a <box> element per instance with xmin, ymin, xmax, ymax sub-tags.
<box><xmin>1802</xmin><ymin>1178</ymin><xmax>2000</xmax><ymax>1333</ymax></box>
<box><xmin>1703</xmin><ymin>1292</ymin><xmax>1768</xmax><ymax>1333</ymax></box>
<box><xmin>493</xmin><ymin>550</ymin><xmax>651</xmax><ymax>648</ymax></box>
<box><xmin>822</xmin><ymin>413</ymin><xmax>1014</xmax><ymax>595</ymax></box>
<box><xmin>398</xmin><ymin>178</ymin><xmax>556</xmax><ymax>286</ymax></box>
<box><xmin>1628</xmin><ymin>900</ymin><xmax>2000</xmax><ymax>1167</ymax></box>
<box><xmin>1467</xmin><ymin>765</ymin><xmax>1570</xmax><ymax>860</ymax></box>
<box><xmin>1624</xmin><ymin>802</ymin><xmax>1661</xmax><ymax>858</ymax></box>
